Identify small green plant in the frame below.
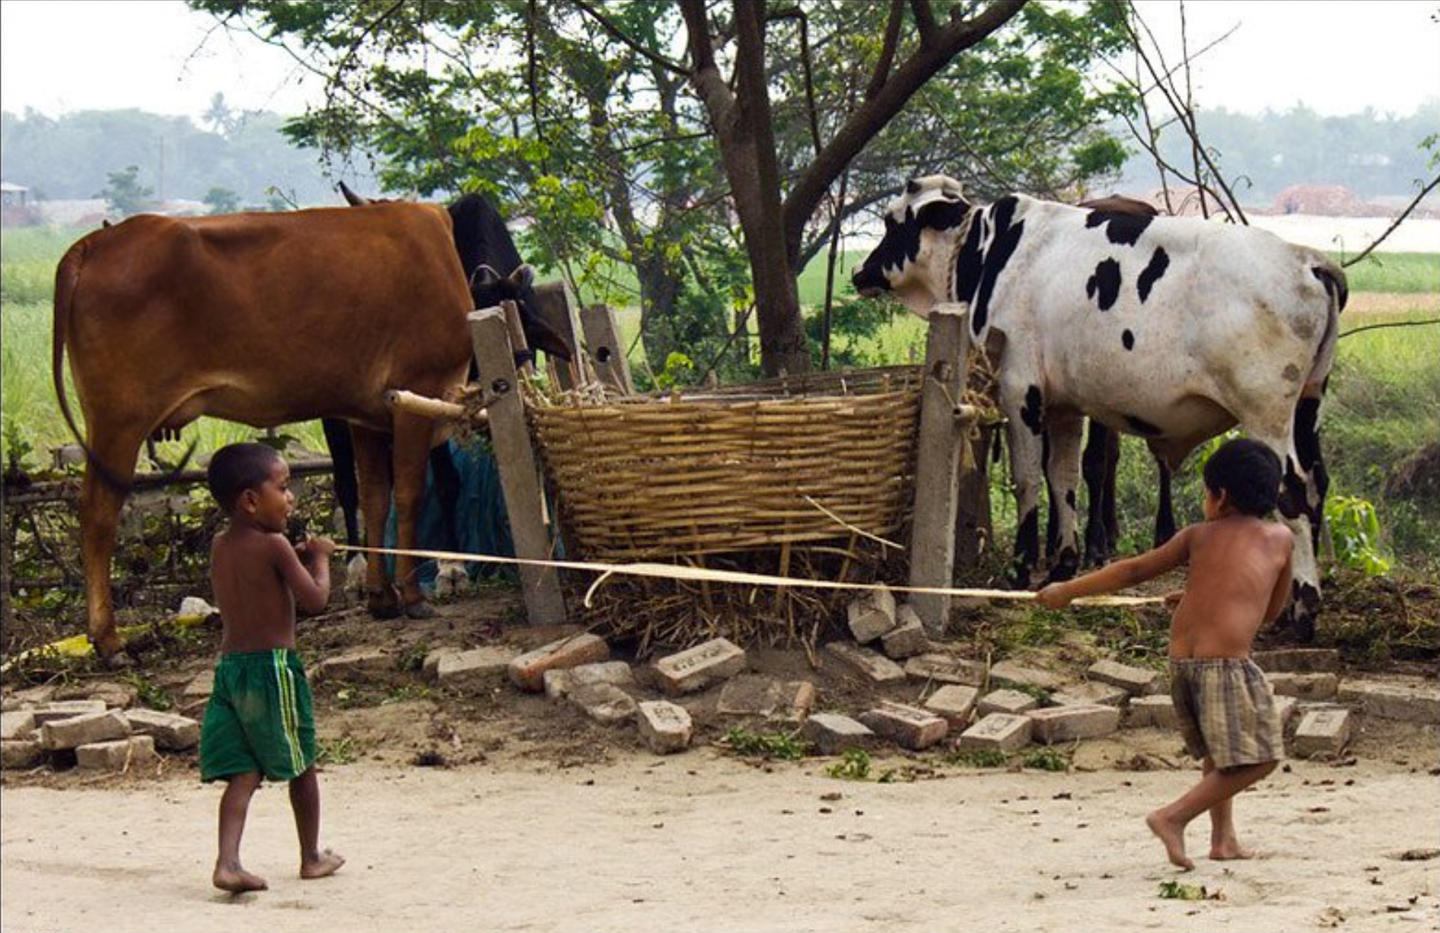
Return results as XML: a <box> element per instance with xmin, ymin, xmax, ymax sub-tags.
<box><xmin>398</xmin><ymin>640</ymin><xmax>432</xmax><ymax>674</ymax></box>
<box><xmin>125</xmin><ymin>671</ymin><xmax>174</xmax><ymax>711</ymax></box>
<box><xmin>1325</xmin><ymin>494</ymin><xmax>1391</xmax><ymax>576</ymax></box>
<box><xmin>383</xmin><ymin>683</ymin><xmax>433</xmax><ymax>705</ymax></box>
<box><xmin>1021</xmin><ymin>746</ymin><xmax>1071</xmax><ymax>772</ymax></box>
<box><xmin>3</xmin><ymin>417</ymin><xmax>36</xmax><ymax>474</ymax></box>
<box><xmin>825</xmin><ymin>747</ymin><xmax>872</xmax><ymax>780</ymax></box>
<box><xmin>317</xmin><ymin>735</ymin><xmax>359</xmax><ymax>765</ymax></box>
<box><xmin>722</xmin><ymin>726</ymin><xmax>809</xmax><ymax>761</ymax></box>
<box><xmin>946</xmin><ymin>748</ymin><xmax>1008</xmax><ymax>768</ymax></box>
<box><xmin>1158</xmin><ymin>880</ymin><xmax>1218</xmax><ymax>901</ymax></box>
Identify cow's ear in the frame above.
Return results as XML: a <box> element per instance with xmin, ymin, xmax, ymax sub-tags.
<box><xmin>508</xmin><ymin>264</ymin><xmax>535</xmax><ymax>290</ymax></box>
<box><xmin>471</xmin><ymin>264</ymin><xmax>502</xmax><ymax>288</ymax></box>
<box><xmin>905</xmin><ymin>178</ymin><xmax>922</xmax><ymax>195</ymax></box>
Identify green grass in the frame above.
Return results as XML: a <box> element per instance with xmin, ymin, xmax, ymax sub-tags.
<box><xmin>1333</xmin><ymin>251</ymin><xmax>1439</xmax><ymax>293</ymax></box>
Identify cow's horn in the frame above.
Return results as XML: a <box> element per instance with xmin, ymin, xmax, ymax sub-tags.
<box><xmin>338</xmin><ymin>181</ymin><xmax>369</xmax><ymax>206</ymax></box>
<box><xmin>471</xmin><ymin>264</ymin><xmax>502</xmax><ymax>288</ymax></box>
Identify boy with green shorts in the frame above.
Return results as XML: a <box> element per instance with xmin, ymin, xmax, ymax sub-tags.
<box><xmin>200</xmin><ymin>443</ymin><xmax>345</xmax><ymax>893</ymax></box>
<box><xmin>1039</xmin><ymin>438</ymin><xmax>1293</xmax><ymax>870</ymax></box>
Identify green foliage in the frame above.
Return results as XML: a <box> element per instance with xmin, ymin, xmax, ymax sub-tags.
<box><xmin>1157</xmin><ymin>880</ymin><xmax>1217</xmax><ymax>901</ymax></box>
<box><xmin>398</xmin><ymin>640</ymin><xmax>431</xmax><ymax>675</ymax></box>
<box><xmin>95</xmin><ymin>165</ymin><xmax>154</xmax><ymax>217</ymax></box>
<box><xmin>945</xmin><ymin>748</ymin><xmax>1008</xmax><ymax>768</ymax></box>
<box><xmin>316</xmin><ymin>735</ymin><xmax>360</xmax><ymax>766</ymax></box>
<box><xmin>825</xmin><ymin>747</ymin><xmax>873</xmax><ymax>780</ymax></box>
<box><xmin>203</xmin><ymin>186</ymin><xmax>239</xmax><ymax>214</ymax></box>
<box><xmin>4</xmin><ymin>416</ymin><xmax>36</xmax><ymax>474</ymax></box>
<box><xmin>722</xmin><ymin>727</ymin><xmax>809</xmax><ymax>761</ymax></box>
<box><xmin>1325</xmin><ymin>494</ymin><xmax>1391</xmax><ymax>576</ymax></box>
<box><xmin>1021</xmin><ymin>746</ymin><xmax>1071</xmax><ymax>772</ymax></box>
<box><xmin>126</xmin><ymin>672</ymin><xmax>174</xmax><ymax>711</ymax></box>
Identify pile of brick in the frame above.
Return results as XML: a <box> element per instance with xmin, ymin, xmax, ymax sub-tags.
<box><xmin>2</xmin><ymin>686</ymin><xmax>201</xmax><ymax>773</ymax></box>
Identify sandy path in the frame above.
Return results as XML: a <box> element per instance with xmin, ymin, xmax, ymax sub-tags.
<box><xmin>3</xmin><ymin>752</ymin><xmax>1437</xmax><ymax>933</ymax></box>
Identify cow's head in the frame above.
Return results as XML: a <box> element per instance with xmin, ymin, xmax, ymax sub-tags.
<box><xmin>469</xmin><ymin>263</ymin><xmax>573</xmax><ymax>361</ymax></box>
<box><xmin>852</xmin><ymin>175</ymin><xmax>972</xmax><ymax>317</ymax></box>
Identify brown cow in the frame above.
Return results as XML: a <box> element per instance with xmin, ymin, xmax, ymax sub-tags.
<box><xmin>53</xmin><ymin>203</ymin><xmax>476</xmax><ymax>659</ymax></box>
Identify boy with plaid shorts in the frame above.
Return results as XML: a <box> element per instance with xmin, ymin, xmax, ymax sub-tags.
<box><xmin>1039</xmin><ymin>438</ymin><xmax>1293</xmax><ymax>870</ymax></box>
<box><xmin>200</xmin><ymin>443</ymin><xmax>344</xmax><ymax>893</ymax></box>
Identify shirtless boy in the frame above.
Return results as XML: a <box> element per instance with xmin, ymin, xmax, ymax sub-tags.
<box><xmin>200</xmin><ymin>442</ymin><xmax>345</xmax><ymax>892</ymax></box>
<box><xmin>1038</xmin><ymin>438</ymin><xmax>1293</xmax><ymax>869</ymax></box>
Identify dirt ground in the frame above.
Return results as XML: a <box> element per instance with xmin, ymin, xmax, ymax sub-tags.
<box><xmin>3</xmin><ymin>591</ymin><xmax>1438</xmax><ymax>932</ymax></box>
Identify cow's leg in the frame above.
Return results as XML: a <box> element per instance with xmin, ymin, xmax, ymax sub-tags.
<box><xmin>80</xmin><ymin>424</ymin><xmax>145</xmax><ymax>660</ymax></box>
<box><xmin>392</xmin><ymin>412</ymin><xmax>437</xmax><ymax>619</ymax></box>
<box><xmin>1154</xmin><ymin>457</ymin><xmax>1177</xmax><ymax>547</ymax></box>
<box><xmin>1081</xmin><ymin>421</ymin><xmax>1111</xmax><ymax>566</ymax></box>
<box><xmin>1000</xmin><ymin>381</ymin><xmax>1046</xmax><ymax>589</ymax></box>
<box><xmin>350</xmin><ymin>425</ymin><xmax>400</xmax><ymax>618</ymax></box>
<box><xmin>1041</xmin><ymin>410</ymin><xmax>1084</xmax><ymax>584</ymax></box>
<box><xmin>1043</xmin><ymin>431</ymin><xmax>1059</xmax><ymax>559</ymax></box>
<box><xmin>1102</xmin><ymin>427</ymin><xmax>1120</xmax><ymax>555</ymax></box>
<box><xmin>320</xmin><ymin>418</ymin><xmax>361</xmax><ymax>546</ymax></box>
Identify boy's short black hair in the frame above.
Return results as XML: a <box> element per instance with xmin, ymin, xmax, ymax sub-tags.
<box><xmin>207</xmin><ymin>442</ymin><xmax>283</xmax><ymax>513</ymax></box>
<box><xmin>1202</xmin><ymin>438</ymin><xmax>1282</xmax><ymax>517</ymax></box>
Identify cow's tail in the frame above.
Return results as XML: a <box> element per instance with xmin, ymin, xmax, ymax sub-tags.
<box><xmin>1307</xmin><ymin>259</ymin><xmax>1347</xmax><ymax>389</ymax></box>
<box><xmin>52</xmin><ymin>238</ymin><xmax>133</xmax><ymax>493</ymax></box>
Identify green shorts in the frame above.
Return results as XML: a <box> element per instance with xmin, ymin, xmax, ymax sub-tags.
<box><xmin>199</xmin><ymin>649</ymin><xmax>316</xmax><ymax>783</ymax></box>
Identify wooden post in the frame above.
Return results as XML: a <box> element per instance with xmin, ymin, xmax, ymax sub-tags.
<box><xmin>532</xmin><ymin>281</ymin><xmax>583</xmax><ymax>390</ymax></box>
<box><xmin>469</xmin><ymin>307</ymin><xmax>567</xmax><ymax>625</ymax></box>
<box><xmin>907</xmin><ymin>303</ymin><xmax>973</xmax><ymax>635</ymax></box>
<box><xmin>955</xmin><ymin>423</ymin><xmax>994</xmax><ymax>570</ymax></box>
<box><xmin>579</xmin><ymin>303</ymin><xmax>634</xmax><ymax>395</ymax></box>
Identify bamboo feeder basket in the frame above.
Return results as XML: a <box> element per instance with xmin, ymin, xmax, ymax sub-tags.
<box><xmin>526</xmin><ymin>360</ymin><xmax>997</xmax><ymax>562</ymax></box>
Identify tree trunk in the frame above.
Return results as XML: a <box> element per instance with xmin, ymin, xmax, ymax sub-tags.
<box><xmin>636</xmin><ymin>255</ymin><xmax>686</xmax><ymax>371</ymax></box>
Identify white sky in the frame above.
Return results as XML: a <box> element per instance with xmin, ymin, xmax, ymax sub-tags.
<box><xmin>1</xmin><ymin>0</ymin><xmax>1436</xmax><ymax>120</ymax></box>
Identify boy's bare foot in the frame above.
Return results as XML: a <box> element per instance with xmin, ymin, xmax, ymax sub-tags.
<box><xmin>1146</xmin><ymin>810</ymin><xmax>1194</xmax><ymax>870</ymax></box>
<box><xmin>213</xmin><ymin>865</ymin><xmax>268</xmax><ymax>893</ymax></box>
<box><xmin>300</xmin><ymin>848</ymin><xmax>346</xmax><ymax>879</ymax></box>
<box><xmin>1210</xmin><ymin>838</ymin><xmax>1256</xmax><ymax>860</ymax></box>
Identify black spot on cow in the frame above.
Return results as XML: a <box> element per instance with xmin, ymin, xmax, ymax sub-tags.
<box><xmin>1020</xmin><ymin>385</ymin><xmax>1044</xmax><ymax>436</ymax></box>
<box><xmin>959</xmin><ymin>197</ymin><xmax>1025</xmax><ymax>336</ymax></box>
<box><xmin>916</xmin><ymin>198</ymin><xmax>969</xmax><ymax>230</ymax></box>
<box><xmin>853</xmin><ymin>207</ymin><xmax>924</xmax><ymax>293</ymax></box>
<box><xmin>906</xmin><ymin>178</ymin><xmax>922</xmax><ymax>194</ymax></box>
<box><xmin>1290</xmin><ymin>581</ymin><xmax>1321</xmax><ymax>642</ymax></box>
<box><xmin>1311</xmin><ymin>265</ymin><xmax>1348</xmax><ymax>310</ymax></box>
<box><xmin>1137</xmin><ymin>246</ymin><xmax>1169</xmax><ymax>302</ymax></box>
<box><xmin>1086</xmin><ymin>258</ymin><xmax>1122</xmax><ymax>311</ymax></box>
<box><xmin>1293</xmin><ymin>396</ymin><xmax>1322</xmax><ymax>472</ymax></box>
<box><xmin>1277</xmin><ymin>456</ymin><xmax>1308</xmax><ymax>521</ymax></box>
<box><xmin>1124</xmin><ymin>414</ymin><xmax>1163</xmax><ymax>437</ymax></box>
<box><xmin>1084</xmin><ymin>209</ymin><xmax>1153</xmax><ymax>246</ymax></box>
<box><xmin>1011</xmin><ymin>506</ymin><xmax>1041</xmax><ymax>588</ymax></box>
<box><xmin>1122</xmin><ymin>329</ymin><xmax>1135</xmax><ymax>351</ymax></box>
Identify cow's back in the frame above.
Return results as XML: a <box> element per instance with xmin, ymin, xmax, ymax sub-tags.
<box><xmin>61</xmin><ymin>203</ymin><xmax>474</xmax><ymax>429</ymax></box>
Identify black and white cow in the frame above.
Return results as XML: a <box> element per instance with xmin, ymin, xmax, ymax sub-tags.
<box><xmin>853</xmin><ymin>176</ymin><xmax>1346</xmax><ymax>639</ymax></box>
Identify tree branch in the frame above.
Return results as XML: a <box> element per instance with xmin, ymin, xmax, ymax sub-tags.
<box><xmin>864</xmin><ymin>0</ymin><xmax>905</xmax><ymax>102</ymax></box>
<box><xmin>573</xmin><ymin>0</ymin><xmax>692</xmax><ymax>78</ymax></box>
<box><xmin>1342</xmin><ymin>171</ymin><xmax>1440</xmax><ymax>267</ymax></box>
<box><xmin>910</xmin><ymin>0</ymin><xmax>939</xmax><ymax>44</ymax></box>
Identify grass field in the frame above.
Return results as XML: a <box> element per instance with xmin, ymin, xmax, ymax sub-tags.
<box><xmin>3</xmin><ymin>224</ymin><xmax>1436</xmax><ymax>574</ymax></box>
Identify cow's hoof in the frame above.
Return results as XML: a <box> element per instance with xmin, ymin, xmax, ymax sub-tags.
<box><xmin>367</xmin><ymin>590</ymin><xmax>402</xmax><ymax>620</ymax></box>
<box><xmin>404</xmin><ymin>600</ymin><xmax>437</xmax><ymax>620</ymax></box>
<box><xmin>99</xmin><ymin>650</ymin><xmax>135</xmax><ymax>670</ymax></box>
<box><xmin>1043</xmin><ymin>547</ymin><xmax>1080</xmax><ymax>585</ymax></box>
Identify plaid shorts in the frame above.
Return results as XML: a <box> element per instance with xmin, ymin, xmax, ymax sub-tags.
<box><xmin>199</xmin><ymin>649</ymin><xmax>316</xmax><ymax>783</ymax></box>
<box><xmin>1169</xmin><ymin>657</ymin><xmax>1284</xmax><ymax>769</ymax></box>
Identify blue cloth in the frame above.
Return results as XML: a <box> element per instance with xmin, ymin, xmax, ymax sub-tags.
<box><xmin>382</xmin><ymin>440</ymin><xmax>517</xmax><ymax>589</ymax></box>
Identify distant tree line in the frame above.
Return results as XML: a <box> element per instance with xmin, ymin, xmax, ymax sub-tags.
<box><xmin>1120</xmin><ymin>102</ymin><xmax>1440</xmax><ymax>203</ymax></box>
<box><xmin>0</xmin><ymin>98</ymin><xmax>347</xmax><ymax>208</ymax></box>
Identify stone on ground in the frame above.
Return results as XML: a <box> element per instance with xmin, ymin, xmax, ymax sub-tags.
<box><xmin>990</xmin><ymin>661</ymin><xmax>1064</xmax><ymax>691</ymax></box>
<box><xmin>509</xmin><ymin>633</ymin><xmax>611</xmax><ymax>692</ymax></box>
<box><xmin>437</xmin><ymin>647</ymin><xmax>514</xmax><ymax>691</ymax></box>
<box><xmin>76</xmin><ymin>735</ymin><xmax>159</xmax><ymax>772</ymax></box>
<box><xmin>801</xmin><ymin>713</ymin><xmax>877</xmax><ymax>755</ymax></box>
<box><xmin>847</xmin><ymin>585</ymin><xmax>897</xmax><ymax>644</ymax></box>
<box><xmin>1027</xmin><ymin>704</ymin><xmax>1120</xmax><ymax>744</ymax></box>
<box><xmin>1</xmin><ymin>711</ymin><xmax>37</xmax><ymax>742</ymax></box>
<box><xmin>1266</xmin><ymin>672</ymin><xmax>1339</xmax><ymax>701</ymax></box>
<box><xmin>958</xmin><ymin>713</ymin><xmax>1032</xmax><ymax>754</ymax></box>
<box><xmin>923</xmin><ymin>685</ymin><xmax>979</xmax><ymax>728</ymax></box>
<box><xmin>824</xmin><ymin>643</ymin><xmax>905</xmax><ymax>684</ymax></box>
<box><xmin>903</xmin><ymin>653</ymin><xmax>985</xmax><ymax>686</ymax></box>
<box><xmin>1</xmin><ymin>740</ymin><xmax>43</xmax><ymax>770</ymax></box>
<box><xmin>311</xmin><ymin>649</ymin><xmax>393</xmax><ymax>683</ymax></box>
<box><xmin>1050</xmin><ymin>681</ymin><xmax>1128</xmax><ymax>708</ymax></box>
<box><xmin>122</xmin><ymin>709</ymin><xmax>200</xmax><ymax>751</ymax></box>
<box><xmin>1086</xmin><ymin>659</ymin><xmax>1164</xmax><ymax>696</ymax></box>
<box><xmin>1125</xmin><ymin>695</ymin><xmax>1176</xmax><ymax>729</ymax></box>
<box><xmin>1252</xmin><ymin>648</ymin><xmax>1341</xmax><ymax>673</ymax></box>
<box><xmin>40</xmin><ymin>710</ymin><xmax>131</xmax><ymax>751</ymax></box>
<box><xmin>858</xmin><ymin>702</ymin><xmax>948</xmax><ymax>750</ymax></box>
<box><xmin>977</xmin><ymin>689</ymin><xmax>1039</xmax><ymax>717</ymax></box>
<box><xmin>569</xmin><ymin>683</ymin><xmax>638</xmax><ymax>726</ymax></box>
<box><xmin>1337</xmin><ymin>681</ymin><xmax>1439</xmax><ymax>723</ymax></box>
<box><xmin>654</xmin><ymin>638</ymin><xmax>747</xmax><ymax>695</ymax></box>
<box><xmin>1292</xmin><ymin>707</ymin><xmax>1353</xmax><ymax>758</ymax></box>
<box><xmin>31</xmin><ymin>701</ymin><xmax>107</xmax><ymax>725</ymax></box>
<box><xmin>880</xmin><ymin>606</ymin><xmax>929</xmax><ymax>659</ymax></box>
<box><xmin>544</xmin><ymin>661</ymin><xmax>637</xmax><ymax>701</ymax></box>
<box><xmin>637</xmin><ymin>701</ymin><xmax>692</xmax><ymax>754</ymax></box>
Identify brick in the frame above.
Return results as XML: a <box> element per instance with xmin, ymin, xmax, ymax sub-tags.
<box><xmin>436</xmin><ymin>647</ymin><xmax>513</xmax><ymax>691</ymax></box>
<box><xmin>76</xmin><ymin>735</ymin><xmax>159</xmax><ymax>772</ymax></box>
<box><xmin>654</xmin><ymin>638</ymin><xmax>747</xmax><ymax>695</ymax></box>
<box><xmin>1292</xmin><ymin>708</ymin><xmax>1353</xmax><ymax>758</ymax></box>
<box><xmin>40</xmin><ymin>710</ymin><xmax>131</xmax><ymax>751</ymax></box>
<box><xmin>56</xmin><ymin>681</ymin><xmax>139</xmax><ymax>709</ymax></box>
<box><xmin>1</xmin><ymin>711</ymin><xmax>37</xmax><ymax>741</ymax></box>
<box><xmin>990</xmin><ymin>661</ymin><xmax>1064</xmax><ymax>692</ymax></box>
<box><xmin>311</xmin><ymin>649</ymin><xmax>392</xmax><ymax>683</ymax></box>
<box><xmin>978</xmin><ymin>689</ymin><xmax>1038</xmax><ymax>717</ymax></box>
<box><xmin>1252</xmin><ymin>648</ymin><xmax>1341</xmax><ymax>673</ymax></box>
<box><xmin>1087</xmin><ymin>659</ymin><xmax>1164</xmax><ymax>696</ymax></box>
<box><xmin>422</xmin><ymin>647</ymin><xmax>453</xmax><ymax>680</ymax></box>
<box><xmin>1126</xmin><ymin>695</ymin><xmax>1176</xmax><ymax>729</ymax></box>
<box><xmin>1</xmin><ymin>740</ymin><xmax>43</xmax><ymax>770</ymax></box>
<box><xmin>570</xmin><ymin>683</ymin><xmax>637</xmax><ymax>726</ymax></box>
<box><xmin>825</xmin><ymin>643</ymin><xmax>905</xmax><ymax>684</ymax></box>
<box><xmin>1337</xmin><ymin>681</ymin><xmax>1440</xmax><ymax>724</ymax></box>
<box><xmin>717</xmin><ymin>675</ymin><xmax>783</xmax><ymax>717</ymax></box>
<box><xmin>801</xmin><ymin>713</ymin><xmax>876</xmax><ymax>755</ymax></box>
<box><xmin>958</xmin><ymin>713</ymin><xmax>1032</xmax><ymax>754</ymax></box>
<box><xmin>544</xmin><ymin>661</ymin><xmax>637</xmax><ymax>701</ymax></box>
<box><xmin>637</xmin><ymin>701</ymin><xmax>693</xmax><ymax>754</ymax></box>
<box><xmin>1051</xmin><ymin>682</ymin><xmax>1128</xmax><ymax>708</ymax></box>
<box><xmin>924</xmin><ymin>685</ymin><xmax>979</xmax><ymax>728</ymax></box>
<box><xmin>880</xmin><ymin>606</ymin><xmax>929</xmax><ymax>659</ymax></box>
<box><xmin>847</xmin><ymin>585</ymin><xmax>897</xmax><ymax>644</ymax></box>
<box><xmin>11</xmin><ymin>685</ymin><xmax>57</xmax><ymax>707</ymax></box>
<box><xmin>31</xmin><ymin>700</ymin><xmax>107</xmax><ymax>725</ymax></box>
<box><xmin>1027</xmin><ymin>704</ymin><xmax>1120</xmax><ymax>744</ymax></box>
<box><xmin>182</xmin><ymin>670</ymin><xmax>215</xmax><ymax>700</ymax></box>
<box><xmin>122</xmin><ymin>709</ymin><xmax>200</xmax><ymax>751</ymax></box>
<box><xmin>859</xmin><ymin>702</ymin><xmax>948</xmax><ymax>750</ymax></box>
<box><xmin>508</xmin><ymin>634</ymin><xmax>611</xmax><ymax>692</ymax></box>
<box><xmin>903</xmin><ymin>653</ymin><xmax>985</xmax><ymax>687</ymax></box>
<box><xmin>1266</xmin><ymin>672</ymin><xmax>1339</xmax><ymax>701</ymax></box>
